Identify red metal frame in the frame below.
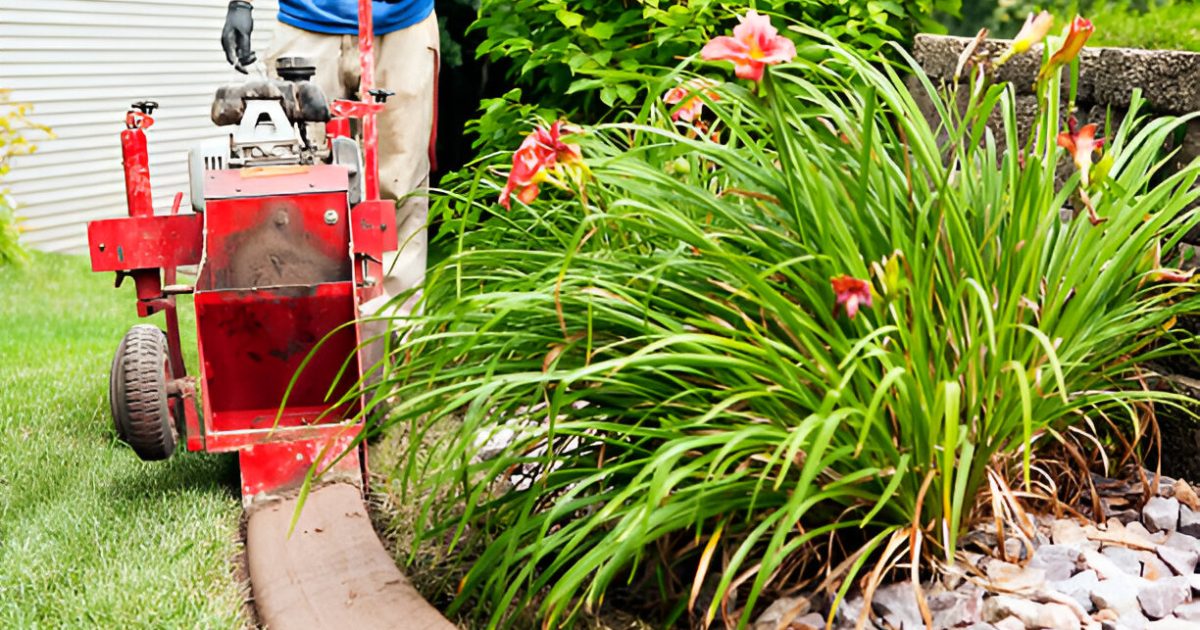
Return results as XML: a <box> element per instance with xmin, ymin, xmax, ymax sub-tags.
<box><xmin>86</xmin><ymin>2</ymin><xmax>394</xmax><ymax>504</ymax></box>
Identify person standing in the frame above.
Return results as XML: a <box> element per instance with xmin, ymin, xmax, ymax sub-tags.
<box><xmin>221</xmin><ymin>0</ymin><xmax>438</xmax><ymax>316</ymax></box>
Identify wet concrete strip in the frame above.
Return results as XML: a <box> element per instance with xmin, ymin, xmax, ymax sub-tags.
<box><xmin>246</xmin><ymin>483</ymin><xmax>455</xmax><ymax>630</ymax></box>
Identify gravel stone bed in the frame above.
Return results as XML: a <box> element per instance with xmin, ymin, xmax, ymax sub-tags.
<box><xmin>754</xmin><ymin>473</ymin><xmax>1200</xmax><ymax>630</ymax></box>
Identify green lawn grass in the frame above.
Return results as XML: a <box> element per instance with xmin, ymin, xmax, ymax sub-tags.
<box><xmin>0</xmin><ymin>253</ymin><xmax>246</xmax><ymax>628</ymax></box>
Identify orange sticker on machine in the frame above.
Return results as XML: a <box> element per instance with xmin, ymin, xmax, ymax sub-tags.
<box><xmin>241</xmin><ymin>165</ymin><xmax>312</xmax><ymax>178</ymax></box>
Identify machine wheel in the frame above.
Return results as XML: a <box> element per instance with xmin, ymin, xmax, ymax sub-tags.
<box><xmin>109</xmin><ymin>325</ymin><xmax>177</xmax><ymax>461</ymax></box>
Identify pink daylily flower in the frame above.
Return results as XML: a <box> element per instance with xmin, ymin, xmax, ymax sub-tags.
<box><xmin>831</xmin><ymin>275</ymin><xmax>873</xmax><ymax>319</ymax></box>
<box><xmin>663</xmin><ymin>79</ymin><xmax>720</xmax><ymax>123</ymax></box>
<box><xmin>999</xmin><ymin>11</ymin><xmax>1054</xmax><ymax>64</ymax></box>
<box><xmin>1057</xmin><ymin>116</ymin><xmax>1104</xmax><ymax>186</ymax></box>
<box><xmin>499</xmin><ymin>122</ymin><xmax>582</xmax><ymax>209</ymax></box>
<box><xmin>1058</xmin><ymin>117</ymin><xmax>1108</xmax><ymax>225</ymax></box>
<box><xmin>700</xmin><ymin>10</ymin><xmax>797</xmax><ymax>82</ymax></box>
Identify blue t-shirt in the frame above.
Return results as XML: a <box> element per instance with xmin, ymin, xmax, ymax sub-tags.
<box><xmin>278</xmin><ymin>0</ymin><xmax>434</xmax><ymax>36</ymax></box>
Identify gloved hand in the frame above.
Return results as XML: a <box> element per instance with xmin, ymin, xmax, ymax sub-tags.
<box><xmin>221</xmin><ymin>1</ymin><xmax>256</xmax><ymax>74</ymax></box>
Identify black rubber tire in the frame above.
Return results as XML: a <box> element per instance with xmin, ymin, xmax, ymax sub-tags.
<box><xmin>109</xmin><ymin>324</ymin><xmax>177</xmax><ymax>461</ymax></box>
<box><xmin>108</xmin><ymin>334</ymin><xmax>132</xmax><ymax>442</ymax></box>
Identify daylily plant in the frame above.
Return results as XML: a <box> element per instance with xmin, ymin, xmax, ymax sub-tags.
<box><xmin>499</xmin><ymin>122</ymin><xmax>582</xmax><ymax>209</ymax></box>
<box><xmin>700</xmin><ymin>10</ymin><xmax>796</xmax><ymax>82</ymax></box>
<box><xmin>385</xmin><ymin>9</ymin><xmax>1200</xmax><ymax>630</ymax></box>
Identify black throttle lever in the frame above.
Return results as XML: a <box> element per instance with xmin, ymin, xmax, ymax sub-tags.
<box><xmin>131</xmin><ymin>100</ymin><xmax>159</xmax><ymax>115</ymax></box>
<box><xmin>367</xmin><ymin>89</ymin><xmax>395</xmax><ymax>104</ymax></box>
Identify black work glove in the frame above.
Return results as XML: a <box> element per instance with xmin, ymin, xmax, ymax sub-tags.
<box><xmin>222</xmin><ymin>1</ymin><xmax>256</xmax><ymax>74</ymax></box>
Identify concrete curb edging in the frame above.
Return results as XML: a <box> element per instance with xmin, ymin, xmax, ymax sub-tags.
<box><xmin>246</xmin><ymin>483</ymin><xmax>455</xmax><ymax>630</ymax></box>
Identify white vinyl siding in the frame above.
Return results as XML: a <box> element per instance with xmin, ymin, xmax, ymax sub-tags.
<box><xmin>1</xmin><ymin>0</ymin><xmax>280</xmax><ymax>253</ymax></box>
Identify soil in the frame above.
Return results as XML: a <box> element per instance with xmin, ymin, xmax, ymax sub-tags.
<box><xmin>1148</xmin><ymin>370</ymin><xmax>1200</xmax><ymax>483</ymax></box>
<box><xmin>216</xmin><ymin>204</ymin><xmax>349</xmax><ymax>289</ymax></box>
<box><xmin>231</xmin><ymin>514</ymin><xmax>261</xmax><ymax>629</ymax></box>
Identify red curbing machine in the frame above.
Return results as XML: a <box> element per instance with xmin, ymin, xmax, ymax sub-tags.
<box><xmin>87</xmin><ymin>1</ymin><xmax>397</xmax><ymax>506</ymax></box>
<box><xmin>88</xmin><ymin>5</ymin><xmax>457</xmax><ymax>626</ymax></box>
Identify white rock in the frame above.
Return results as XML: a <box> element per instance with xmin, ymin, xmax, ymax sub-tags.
<box><xmin>788</xmin><ymin>612</ymin><xmax>825</xmax><ymax>630</ymax></box>
<box><xmin>1138</xmin><ymin>576</ymin><xmax>1192</xmax><ymax>620</ymax></box>
<box><xmin>1162</xmin><ymin>531</ymin><xmax>1200</xmax><ymax>556</ymax></box>
<box><xmin>993</xmin><ymin>615</ymin><xmax>1025</xmax><ymax>630</ymax></box>
<box><xmin>1146</xmin><ymin>616</ymin><xmax>1195</xmax><ymax>630</ymax></box>
<box><xmin>1119</xmin><ymin>610</ymin><xmax>1152</xmax><ymax>630</ymax></box>
<box><xmin>1036</xmin><ymin>602</ymin><xmax>1080</xmax><ymax>630</ymax></box>
<box><xmin>1053</xmin><ymin>519</ymin><xmax>1090</xmax><ymax>546</ymax></box>
<box><xmin>1102</xmin><ymin>546</ymin><xmax>1143</xmax><ymax>576</ymax></box>
<box><xmin>986</xmin><ymin>561</ymin><xmax>1047</xmax><ymax>593</ymax></box>
<box><xmin>983</xmin><ymin>595</ymin><xmax>1043</xmax><ymax>626</ymax></box>
<box><xmin>1178</xmin><ymin>505</ymin><xmax>1200</xmax><ymax>538</ymax></box>
<box><xmin>1049</xmin><ymin>569</ymin><xmax>1100</xmax><ymax>612</ymax></box>
<box><xmin>1127</xmin><ymin>520</ymin><xmax>1169</xmax><ymax>545</ymax></box>
<box><xmin>870</xmin><ymin>581</ymin><xmax>925</xmax><ymax>629</ymax></box>
<box><xmin>1140</xmin><ymin>553</ymin><xmax>1175</xmax><ymax>581</ymax></box>
<box><xmin>753</xmin><ymin>595</ymin><xmax>811</xmax><ymax>630</ymax></box>
<box><xmin>1091</xmin><ymin>578</ymin><xmax>1143</xmax><ymax>616</ymax></box>
<box><xmin>1156</xmin><ymin>544</ymin><xmax>1199</xmax><ymax>576</ymax></box>
<box><xmin>1032</xmin><ymin>545</ymin><xmax>1085</xmax><ymax>582</ymax></box>
<box><xmin>1144</xmin><ymin>497</ymin><xmax>1181</xmax><ymax>533</ymax></box>
<box><xmin>1174</xmin><ymin>599</ymin><xmax>1200</xmax><ymax>621</ymax></box>
<box><xmin>1084</xmin><ymin>549</ymin><xmax>1132</xmax><ymax>580</ymax></box>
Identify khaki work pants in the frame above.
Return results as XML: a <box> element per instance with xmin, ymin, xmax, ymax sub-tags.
<box><xmin>266</xmin><ymin>13</ymin><xmax>439</xmax><ymax>317</ymax></box>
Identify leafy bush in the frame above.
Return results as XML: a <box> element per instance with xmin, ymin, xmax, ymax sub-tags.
<box><xmin>373</xmin><ymin>15</ymin><xmax>1200</xmax><ymax>629</ymax></box>
<box><xmin>469</xmin><ymin>0</ymin><xmax>960</xmax><ymax>151</ymax></box>
<box><xmin>0</xmin><ymin>90</ymin><xmax>47</xmax><ymax>268</ymax></box>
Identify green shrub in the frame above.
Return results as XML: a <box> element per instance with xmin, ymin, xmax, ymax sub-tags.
<box><xmin>0</xmin><ymin>90</ymin><xmax>48</xmax><ymax>268</ymax></box>
<box><xmin>469</xmin><ymin>0</ymin><xmax>960</xmax><ymax>151</ymax></box>
<box><xmin>370</xmin><ymin>15</ymin><xmax>1200</xmax><ymax>629</ymax></box>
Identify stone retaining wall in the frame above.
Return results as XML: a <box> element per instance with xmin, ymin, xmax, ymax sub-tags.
<box><xmin>910</xmin><ymin>35</ymin><xmax>1200</xmax><ymax>176</ymax></box>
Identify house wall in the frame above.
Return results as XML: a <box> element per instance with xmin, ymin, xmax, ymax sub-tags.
<box><xmin>1</xmin><ymin>0</ymin><xmax>280</xmax><ymax>253</ymax></box>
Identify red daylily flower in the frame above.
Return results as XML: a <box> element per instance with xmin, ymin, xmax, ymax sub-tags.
<box><xmin>999</xmin><ymin>11</ymin><xmax>1054</xmax><ymax>64</ymax></box>
<box><xmin>700</xmin><ymin>10</ymin><xmax>797</xmax><ymax>82</ymax></box>
<box><xmin>499</xmin><ymin>122</ymin><xmax>582</xmax><ymax>209</ymax></box>
<box><xmin>1057</xmin><ymin>116</ymin><xmax>1104</xmax><ymax>186</ymax></box>
<box><xmin>663</xmin><ymin>79</ymin><xmax>720</xmax><ymax>123</ymax></box>
<box><xmin>1039</xmin><ymin>16</ymin><xmax>1094</xmax><ymax>80</ymax></box>
<box><xmin>1058</xmin><ymin>117</ymin><xmax>1107</xmax><ymax>225</ymax></box>
<box><xmin>831</xmin><ymin>275</ymin><xmax>873</xmax><ymax>319</ymax></box>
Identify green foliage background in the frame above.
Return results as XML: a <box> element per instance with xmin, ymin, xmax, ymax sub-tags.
<box><xmin>0</xmin><ymin>91</ymin><xmax>48</xmax><ymax>268</ymax></box>
<box><xmin>946</xmin><ymin>1</ymin><xmax>1200</xmax><ymax>51</ymax></box>
<box><xmin>462</xmin><ymin>0</ymin><xmax>960</xmax><ymax>156</ymax></box>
